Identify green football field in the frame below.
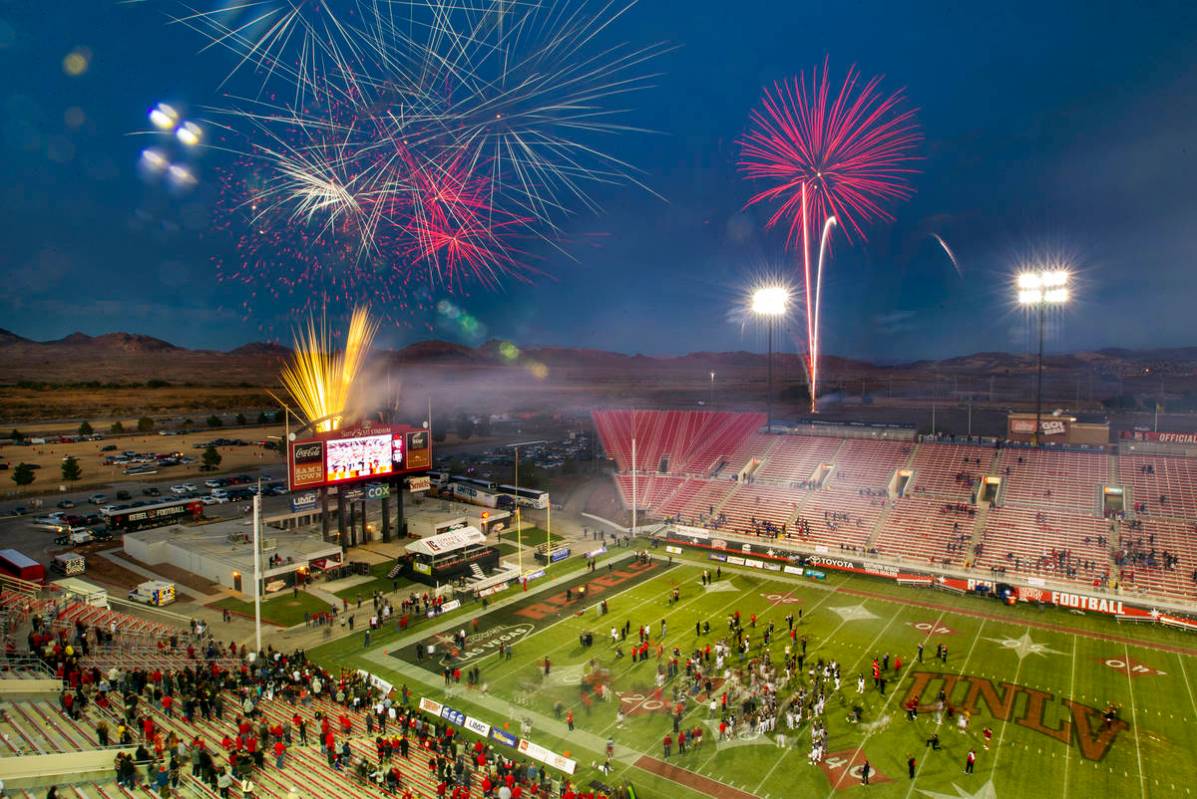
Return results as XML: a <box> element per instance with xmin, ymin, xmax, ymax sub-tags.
<box><xmin>310</xmin><ymin>549</ymin><xmax>1197</xmax><ymax>799</ymax></box>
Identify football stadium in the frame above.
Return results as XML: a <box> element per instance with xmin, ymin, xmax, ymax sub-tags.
<box><xmin>3</xmin><ymin>1</ymin><xmax>1197</xmax><ymax>798</ymax></box>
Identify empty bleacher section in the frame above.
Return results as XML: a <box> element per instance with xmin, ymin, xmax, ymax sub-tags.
<box><xmin>827</xmin><ymin>439</ymin><xmax>912</xmax><ymax>493</ymax></box>
<box><xmin>996</xmin><ymin>448</ymin><xmax>1105</xmax><ymax>513</ymax></box>
<box><xmin>907</xmin><ymin>444</ymin><xmax>993</xmax><ymax>500</ymax></box>
<box><xmin>796</xmin><ymin>489</ymin><xmax>882</xmax><ymax>550</ymax></box>
<box><xmin>657</xmin><ymin>479</ymin><xmax>738</xmax><ymax>527</ymax></box>
<box><xmin>1119</xmin><ymin>454</ymin><xmax>1197</xmax><ymax>519</ymax></box>
<box><xmin>873</xmin><ymin>497</ymin><xmax>974</xmax><ymax>567</ymax></box>
<box><xmin>613</xmin><ymin>474</ymin><xmax>688</xmax><ymax>510</ymax></box>
<box><xmin>754</xmin><ymin>435</ymin><xmax>843</xmax><ymax>485</ymax></box>
<box><xmin>591</xmin><ymin>409</ymin><xmax>766</xmax><ymax>475</ymax></box>
<box><xmin>718</xmin><ymin>483</ymin><xmax>804</xmax><ymax>536</ymax></box>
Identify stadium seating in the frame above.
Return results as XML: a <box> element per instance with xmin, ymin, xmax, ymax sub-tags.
<box><xmin>795</xmin><ymin>490</ymin><xmax>881</xmax><ymax>549</ymax></box>
<box><xmin>0</xmin><ymin>700</ymin><xmax>103</xmax><ymax>755</ymax></box>
<box><xmin>1112</xmin><ymin>517</ymin><xmax>1197</xmax><ymax>602</ymax></box>
<box><xmin>996</xmin><ymin>448</ymin><xmax>1106</xmax><ymax>513</ymax></box>
<box><xmin>974</xmin><ymin>506</ymin><xmax>1111</xmax><ymax>588</ymax></box>
<box><xmin>754</xmin><ymin>435</ymin><xmax>843</xmax><ymax>485</ymax></box>
<box><xmin>592</xmin><ymin>409</ymin><xmax>766</xmax><ymax>475</ymax></box>
<box><xmin>827</xmin><ymin>439</ymin><xmax>912</xmax><ymax>493</ymax></box>
<box><xmin>1119</xmin><ymin>454</ymin><xmax>1197</xmax><ymax>519</ymax></box>
<box><xmin>907</xmin><ymin>444</ymin><xmax>994</xmax><ymax>500</ymax></box>
<box><xmin>718</xmin><ymin>483</ymin><xmax>804</xmax><ymax>536</ymax></box>
<box><xmin>595</xmin><ymin>408</ymin><xmax>1197</xmax><ymax>605</ymax></box>
<box><xmin>873</xmin><ymin>497</ymin><xmax>974</xmax><ymax>567</ymax></box>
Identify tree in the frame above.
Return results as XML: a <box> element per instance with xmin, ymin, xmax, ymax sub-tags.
<box><xmin>257</xmin><ymin>411</ymin><xmax>269</xmax><ymax>425</ymax></box>
<box><xmin>78</xmin><ymin>421</ymin><xmax>94</xmax><ymax>436</ymax></box>
<box><xmin>207</xmin><ymin>415</ymin><xmax>223</xmax><ymax>428</ymax></box>
<box><xmin>235</xmin><ymin>413</ymin><xmax>247</xmax><ymax>426</ymax></box>
<box><xmin>61</xmin><ymin>456</ymin><xmax>82</xmax><ymax>481</ymax></box>
<box><xmin>137</xmin><ymin>416</ymin><xmax>155</xmax><ymax>433</ymax></box>
<box><xmin>476</xmin><ymin>414</ymin><xmax>492</xmax><ymax>437</ymax></box>
<box><xmin>12</xmin><ymin>462</ymin><xmax>35</xmax><ymax>487</ymax></box>
<box><xmin>431</xmin><ymin>424</ymin><xmax>447</xmax><ymax>444</ymax></box>
<box><xmin>455</xmin><ymin>412</ymin><xmax>475</xmax><ymax>441</ymax></box>
<box><xmin>110</xmin><ymin>421</ymin><xmax>125</xmax><ymax>434</ymax></box>
<box><xmin>202</xmin><ymin>445</ymin><xmax>222</xmax><ymax>469</ymax></box>
<box><xmin>181</xmin><ymin>418</ymin><xmax>194</xmax><ymax>429</ymax></box>
<box><xmin>9</xmin><ymin>429</ymin><xmax>24</xmax><ymax>442</ymax></box>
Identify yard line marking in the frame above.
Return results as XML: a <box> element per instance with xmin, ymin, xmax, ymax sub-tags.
<box><xmin>902</xmin><ymin>615</ymin><xmax>987</xmax><ymax>799</ymax></box>
<box><xmin>750</xmin><ymin>743</ymin><xmax>792</xmax><ymax>794</ymax></box>
<box><xmin>1062</xmin><ymin>634</ymin><xmax>1078</xmax><ymax>799</ymax></box>
<box><xmin>1123</xmin><ymin>643</ymin><xmax>1147</xmax><ymax>799</ymax></box>
<box><xmin>1176</xmin><ymin>651</ymin><xmax>1197</xmax><ymax>720</ymax></box>
<box><xmin>824</xmin><ymin>608</ymin><xmax>934</xmax><ymax>797</ymax></box>
<box><xmin>990</xmin><ymin>625</ymin><xmax>1032</xmax><ymax>776</ymax></box>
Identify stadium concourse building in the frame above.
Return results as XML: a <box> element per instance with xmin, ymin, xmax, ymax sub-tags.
<box><xmin>123</xmin><ymin>515</ymin><xmax>343</xmax><ymax>598</ymax></box>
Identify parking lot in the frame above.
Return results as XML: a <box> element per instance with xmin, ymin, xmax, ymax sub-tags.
<box><xmin>0</xmin><ymin>462</ymin><xmax>291</xmax><ymax>572</ymax></box>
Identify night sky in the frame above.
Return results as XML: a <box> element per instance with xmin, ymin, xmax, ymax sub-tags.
<box><xmin>2</xmin><ymin>1</ymin><xmax>1196</xmax><ymax>360</ymax></box>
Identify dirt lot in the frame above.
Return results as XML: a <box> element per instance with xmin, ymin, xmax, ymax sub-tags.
<box><xmin>0</xmin><ymin>424</ymin><xmax>286</xmax><ymax>496</ymax></box>
<box><xmin>0</xmin><ymin>385</ymin><xmax>275</xmax><ymax>425</ymax></box>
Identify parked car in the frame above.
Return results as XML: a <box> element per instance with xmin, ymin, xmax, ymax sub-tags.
<box><xmin>170</xmin><ymin>485</ymin><xmax>190</xmax><ymax>495</ymax></box>
<box><xmin>101</xmin><ymin>444</ymin><xmax>118</xmax><ymax>452</ymax></box>
<box><xmin>143</xmin><ymin>487</ymin><xmax>161</xmax><ymax>497</ymax></box>
<box><xmin>115</xmin><ymin>490</ymin><xmax>132</xmax><ymax>500</ymax></box>
<box><xmin>57</xmin><ymin>499</ymin><xmax>76</xmax><ymax>509</ymax></box>
<box><xmin>204</xmin><ymin>478</ymin><xmax>226</xmax><ymax>489</ymax></box>
<box><xmin>88</xmin><ymin>494</ymin><xmax>108</xmax><ymax>504</ymax></box>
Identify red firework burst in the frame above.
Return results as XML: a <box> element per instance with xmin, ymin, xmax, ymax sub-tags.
<box><xmin>739</xmin><ymin>58</ymin><xmax>922</xmax><ymax>244</ymax></box>
<box><xmin>400</xmin><ymin>150</ymin><xmax>533</xmax><ymax>290</ymax></box>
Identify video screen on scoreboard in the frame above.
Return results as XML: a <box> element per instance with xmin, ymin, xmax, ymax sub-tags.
<box><xmin>325</xmin><ymin>433</ymin><xmax>396</xmax><ymax>483</ymax></box>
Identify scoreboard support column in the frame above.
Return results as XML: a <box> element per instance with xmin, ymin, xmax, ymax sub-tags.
<box><xmin>320</xmin><ymin>488</ymin><xmax>330</xmax><ymax>540</ymax></box>
<box><xmin>337</xmin><ymin>493</ymin><xmax>348</xmax><ymax>551</ymax></box>
<box><xmin>394</xmin><ymin>483</ymin><xmax>406</xmax><ymax>539</ymax></box>
<box><xmin>381</xmin><ymin>490</ymin><xmax>391</xmax><ymax>543</ymax></box>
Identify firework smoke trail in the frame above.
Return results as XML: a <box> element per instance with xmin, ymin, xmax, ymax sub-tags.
<box><xmin>740</xmin><ymin>58</ymin><xmax>921</xmax><ymax>410</ymax></box>
<box><xmin>809</xmin><ymin>215</ymin><xmax>838</xmax><ymax>397</ymax></box>
<box><xmin>931</xmin><ymin>233</ymin><xmax>963</xmax><ymax>277</ymax></box>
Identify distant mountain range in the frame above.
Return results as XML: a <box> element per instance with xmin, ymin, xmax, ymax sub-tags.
<box><xmin>1</xmin><ymin>327</ymin><xmax>1195</xmax><ymax>388</ymax></box>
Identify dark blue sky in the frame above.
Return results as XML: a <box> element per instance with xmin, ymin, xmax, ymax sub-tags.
<box><xmin>2</xmin><ymin>1</ymin><xmax>1196</xmax><ymax>359</ymax></box>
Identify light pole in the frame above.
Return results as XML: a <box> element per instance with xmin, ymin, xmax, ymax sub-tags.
<box><xmin>1017</xmin><ymin>270</ymin><xmax>1070</xmax><ymax>446</ymax></box>
<box><xmin>709</xmin><ymin>371</ymin><xmax>715</xmax><ymax>407</ymax></box>
<box><xmin>752</xmin><ymin>287</ymin><xmax>790</xmax><ymax>432</ymax></box>
<box><xmin>507</xmin><ymin>440</ymin><xmax>547</xmax><ymax>575</ymax></box>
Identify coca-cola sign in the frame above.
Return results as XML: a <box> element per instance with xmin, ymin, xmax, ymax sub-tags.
<box><xmin>292</xmin><ymin>443</ymin><xmax>323</xmax><ymax>462</ymax></box>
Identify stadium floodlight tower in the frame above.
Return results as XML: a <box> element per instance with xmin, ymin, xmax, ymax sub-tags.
<box><xmin>752</xmin><ymin>286</ymin><xmax>790</xmax><ymax>432</ymax></box>
<box><xmin>1017</xmin><ymin>269</ymin><xmax>1070</xmax><ymax>446</ymax></box>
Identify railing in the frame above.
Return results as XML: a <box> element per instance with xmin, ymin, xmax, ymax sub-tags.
<box><xmin>0</xmin><ymin>655</ymin><xmax>53</xmax><ymax>678</ymax></box>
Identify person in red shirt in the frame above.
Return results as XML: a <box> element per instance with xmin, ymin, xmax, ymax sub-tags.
<box><xmin>273</xmin><ymin>739</ymin><xmax>286</xmax><ymax>768</ymax></box>
<box><xmin>662</xmin><ymin>733</ymin><xmax>672</xmax><ymax>757</ymax></box>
